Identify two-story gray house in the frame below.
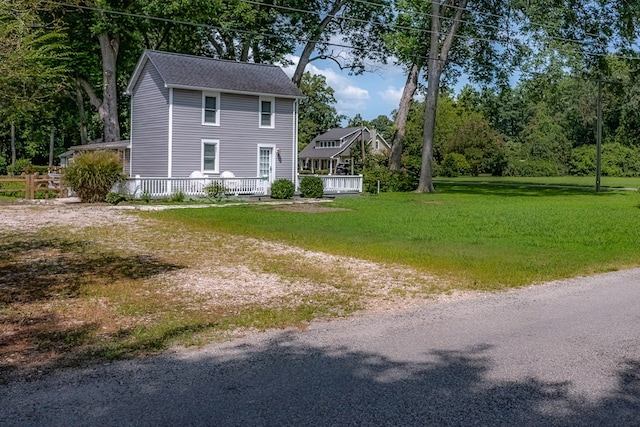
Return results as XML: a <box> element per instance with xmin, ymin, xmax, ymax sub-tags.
<box><xmin>125</xmin><ymin>50</ymin><xmax>304</xmax><ymax>185</ymax></box>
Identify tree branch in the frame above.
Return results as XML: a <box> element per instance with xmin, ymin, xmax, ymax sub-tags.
<box><xmin>77</xmin><ymin>77</ymin><xmax>102</xmax><ymax>110</ymax></box>
<box><xmin>310</xmin><ymin>54</ymin><xmax>348</xmax><ymax>70</ymax></box>
<box><xmin>440</xmin><ymin>0</ymin><xmax>468</xmax><ymax>63</ymax></box>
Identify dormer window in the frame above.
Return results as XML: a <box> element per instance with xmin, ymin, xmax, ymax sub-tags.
<box><xmin>315</xmin><ymin>140</ymin><xmax>339</xmax><ymax>148</ymax></box>
<box><xmin>259</xmin><ymin>96</ymin><xmax>275</xmax><ymax>128</ymax></box>
<box><xmin>202</xmin><ymin>92</ymin><xmax>220</xmax><ymax>126</ymax></box>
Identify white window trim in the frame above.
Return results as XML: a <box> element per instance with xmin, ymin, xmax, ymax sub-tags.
<box><xmin>259</xmin><ymin>96</ymin><xmax>275</xmax><ymax>129</ymax></box>
<box><xmin>202</xmin><ymin>139</ymin><xmax>220</xmax><ymax>174</ymax></box>
<box><xmin>202</xmin><ymin>92</ymin><xmax>220</xmax><ymax>126</ymax></box>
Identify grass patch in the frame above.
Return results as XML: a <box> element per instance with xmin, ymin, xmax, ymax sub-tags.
<box><xmin>146</xmin><ymin>185</ymin><xmax>640</xmax><ymax>289</ymax></box>
<box><xmin>434</xmin><ymin>175</ymin><xmax>640</xmax><ymax>189</ymax></box>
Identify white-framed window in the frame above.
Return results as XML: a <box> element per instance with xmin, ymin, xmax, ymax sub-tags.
<box><xmin>202</xmin><ymin>139</ymin><xmax>220</xmax><ymax>173</ymax></box>
<box><xmin>202</xmin><ymin>92</ymin><xmax>220</xmax><ymax>126</ymax></box>
<box><xmin>259</xmin><ymin>96</ymin><xmax>275</xmax><ymax>128</ymax></box>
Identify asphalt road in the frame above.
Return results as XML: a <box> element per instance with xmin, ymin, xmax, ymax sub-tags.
<box><xmin>2</xmin><ymin>269</ymin><xmax>640</xmax><ymax>426</ymax></box>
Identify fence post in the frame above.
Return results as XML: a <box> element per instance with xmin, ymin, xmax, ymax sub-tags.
<box><xmin>32</xmin><ymin>173</ymin><xmax>38</xmax><ymax>199</ymax></box>
<box><xmin>24</xmin><ymin>173</ymin><xmax>34</xmax><ymax>199</ymax></box>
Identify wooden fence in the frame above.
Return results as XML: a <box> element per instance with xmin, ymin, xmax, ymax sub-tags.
<box><xmin>0</xmin><ymin>173</ymin><xmax>67</xmax><ymax>199</ymax></box>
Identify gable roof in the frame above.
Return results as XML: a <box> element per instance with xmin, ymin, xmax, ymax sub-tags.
<box><xmin>313</xmin><ymin>127</ymin><xmax>361</xmax><ymax>142</ymax></box>
<box><xmin>126</xmin><ymin>50</ymin><xmax>304</xmax><ymax>98</ymax></box>
<box><xmin>299</xmin><ymin>126</ymin><xmax>389</xmax><ymax>160</ymax></box>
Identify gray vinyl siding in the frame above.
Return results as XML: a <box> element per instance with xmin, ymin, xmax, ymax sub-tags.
<box><xmin>171</xmin><ymin>90</ymin><xmax>296</xmax><ymax>180</ymax></box>
<box><xmin>130</xmin><ymin>62</ymin><xmax>169</xmax><ymax>176</ymax></box>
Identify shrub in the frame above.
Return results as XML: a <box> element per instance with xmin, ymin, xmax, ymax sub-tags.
<box><xmin>569</xmin><ymin>145</ymin><xmax>596</xmax><ymax>176</ymax></box>
<box><xmin>363</xmin><ymin>164</ymin><xmax>415</xmax><ymax>193</ymax></box>
<box><xmin>204</xmin><ymin>181</ymin><xmax>227</xmax><ymax>201</ymax></box>
<box><xmin>503</xmin><ymin>160</ymin><xmax>560</xmax><ymax>177</ymax></box>
<box><xmin>105</xmin><ymin>191</ymin><xmax>129</xmax><ymax>205</ymax></box>
<box><xmin>141</xmin><ymin>191</ymin><xmax>152</xmax><ymax>203</ymax></box>
<box><xmin>439</xmin><ymin>153</ymin><xmax>470</xmax><ymax>177</ymax></box>
<box><xmin>299</xmin><ymin>175</ymin><xmax>323</xmax><ymax>198</ymax></box>
<box><xmin>0</xmin><ymin>156</ymin><xmax>7</xmax><ymax>175</ymax></box>
<box><xmin>62</xmin><ymin>151</ymin><xmax>126</xmax><ymax>202</ymax></box>
<box><xmin>7</xmin><ymin>159</ymin><xmax>32</xmax><ymax>175</ymax></box>
<box><xmin>169</xmin><ymin>191</ymin><xmax>185</xmax><ymax>202</ymax></box>
<box><xmin>270</xmin><ymin>178</ymin><xmax>295</xmax><ymax>199</ymax></box>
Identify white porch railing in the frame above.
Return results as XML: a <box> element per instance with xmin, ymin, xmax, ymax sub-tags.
<box><xmin>123</xmin><ymin>176</ymin><xmax>269</xmax><ymax>198</ymax></box>
<box><xmin>121</xmin><ymin>174</ymin><xmax>363</xmax><ymax>198</ymax></box>
<box><xmin>309</xmin><ymin>174</ymin><xmax>363</xmax><ymax>193</ymax></box>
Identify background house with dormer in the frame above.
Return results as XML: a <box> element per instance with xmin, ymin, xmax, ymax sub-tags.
<box><xmin>299</xmin><ymin>127</ymin><xmax>390</xmax><ymax>174</ymax></box>
<box><xmin>125</xmin><ymin>50</ymin><xmax>304</xmax><ymax>184</ymax></box>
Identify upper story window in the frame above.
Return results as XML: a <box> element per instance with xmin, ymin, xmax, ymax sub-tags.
<box><xmin>259</xmin><ymin>96</ymin><xmax>275</xmax><ymax>128</ymax></box>
<box><xmin>202</xmin><ymin>92</ymin><xmax>220</xmax><ymax>126</ymax></box>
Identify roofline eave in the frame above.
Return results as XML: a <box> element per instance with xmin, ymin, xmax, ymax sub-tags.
<box><xmin>165</xmin><ymin>84</ymin><xmax>306</xmax><ymax>99</ymax></box>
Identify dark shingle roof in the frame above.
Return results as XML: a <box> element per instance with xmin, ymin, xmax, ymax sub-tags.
<box><xmin>313</xmin><ymin>127</ymin><xmax>361</xmax><ymax>141</ymax></box>
<box><xmin>127</xmin><ymin>50</ymin><xmax>304</xmax><ymax>98</ymax></box>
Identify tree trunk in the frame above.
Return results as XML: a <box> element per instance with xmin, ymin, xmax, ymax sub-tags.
<box><xmin>10</xmin><ymin>121</ymin><xmax>16</xmax><ymax>166</ymax></box>
<box><xmin>98</xmin><ymin>32</ymin><xmax>120</xmax><ymax>142</ymax></box>
<box><xmin>417</xmin><ymin>0</ymin><xmax>467</xmax><ymax>193</ymax></box>
<box><xmin>79</xmin><ymin>32</ymin><xmax>120</xmax><ymax>143</ymax></box>
<box><xmin>291</xmin><ymin>0</ymin><xmax>346</xmax><ymax>87</ymax></box>
<box><xmin>75</xmin><ymin>79</ymin><xmax>88</xmax><ymax>144</ymax></box>
<box><xmin>389</xmin><ymin>62</ymin><xmax>420</xmax><ymax>171</ymax></box>
<box><xmin>49</xmin><ymin>125</ymin><xmax>55</xmax><ymax>167</ymax></box>
<box><xmin>417</xmin><ymin>64</ymin><xmax>440</xmax><ymax>192</ymax></box>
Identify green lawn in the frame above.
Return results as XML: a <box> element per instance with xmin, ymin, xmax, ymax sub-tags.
<box><xmin>434</xmin><ymin>175</ymin><xmax>640</xmax><ymax>189</ymax></box>
<box><xmin>145</xmin><ymin>184</ymin><xmax>640</xmax><ymax>290</ymax></box>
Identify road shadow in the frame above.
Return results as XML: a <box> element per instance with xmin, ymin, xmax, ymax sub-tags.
<box><xmin>3</xmin><ymin>331</ymin><xmax>638</xmax><ymax>426</ymax></box>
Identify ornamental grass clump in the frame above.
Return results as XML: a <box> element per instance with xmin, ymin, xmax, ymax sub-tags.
<box><xmin>270</xmin><ymin>179</ymin><xmax>295</xmax><ymax>199</ymax></box>
<box><xmin>63</xmin><ymin>151</ymin><xmax>126</xmax><ymax>203</ymax></box>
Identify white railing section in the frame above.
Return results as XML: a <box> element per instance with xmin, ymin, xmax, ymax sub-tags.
<box><xmin>310</xmin><ymin>175</ymin><xmax>363</xmax><ymax>193</ymax></box>
<box><xmin>121</xmin><ymin>174</ymin><xmax>363</xmax><ymax>198</ymax></box>
<box><xmin>124</xmin><ymin>176</ymin><xmax>269</xmax><ymax>198</ymax></box>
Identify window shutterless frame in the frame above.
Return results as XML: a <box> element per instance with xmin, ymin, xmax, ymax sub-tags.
<box><xmin>259</xmin><ymin>96</ymin><xmax>275</xmax><ymax>128</ymax></box>
<box><xmin>202</xmin><ymin>139</ymin><xmax>220</xmax><ymax>173</ymax></box>
<box><xmin>202</xmin><ymin>92</ymin><xmax>220</xmax><ymax>126</ymax></box>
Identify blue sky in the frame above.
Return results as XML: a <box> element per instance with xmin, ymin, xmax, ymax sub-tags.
<box><xmin>281</xmin><ymin>54</ymin><xmax>410</xmax><ymax>122</ymax></box>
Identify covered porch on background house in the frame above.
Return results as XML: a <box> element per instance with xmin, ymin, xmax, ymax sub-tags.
<box><xmin>301</xmin><ymin>157</ymin><xmax>347</xmax><ymax>174</ymax></box>
<box><xmin>59</xmin><ymin>140</ymin><xmax>131</xmax><ymax>175</ymax></box>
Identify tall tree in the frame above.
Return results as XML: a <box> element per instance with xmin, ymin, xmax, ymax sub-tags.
<box><xmin>388</xmin><ymin>0</ymin><xmax>522</xmax><ymax>183</ymax></box>
<box><xmin>385</xmin><ymin>0</ymin><xmax>430</xmax><ymax>171</ymax></box>
<box><xmin>297</xmin><ymin>72</ymin><xmax>344</xmax><ymax>149</ymax></box>
<box><xmin>287</xmin><ymin>0</ymin><xmax>392</xmax><ymax>87</ymax></box>
<box><xmin>417</xmin><ymin>0</ymin><xmax>467</xmax><ymax>192</ymax></box>
<box><xmin>0</xmin><ymin>0</ymin><xmax>69</xmax><ymax>164</ymax></box>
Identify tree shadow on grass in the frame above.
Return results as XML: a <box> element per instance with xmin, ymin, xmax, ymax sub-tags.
<box><xmin>0</xmin><ymin>232</ymin><xmax>185</xmax><ymax>383</ymax></box>
<box><xmin>0</xmin><ymin>233</ymin><xmax>183</xmax><ymax>305</ymax></box>
<box><xmin>435</xmin><ymin>183</ymin><xmax>622</xmax><ymax>198</ymax></box>
<box><xmin>2</xmin><ymin>332</ymin><xmax>638</xmax><ymax>425</ymax></box>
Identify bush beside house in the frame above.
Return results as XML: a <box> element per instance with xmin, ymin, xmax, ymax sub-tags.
<box><xmin>62</xmin><ymin>151</ymin><xmax>126</xmax><ymax>202</ymax></box>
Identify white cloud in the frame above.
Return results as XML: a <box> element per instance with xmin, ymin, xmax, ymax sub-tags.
<box><xmin>378</xmin><ymin>86</ymin><xmax>403</xmax><ymax>106</ymax></box>
<box><xmin>281</xmin><ymin>55</ymin><xmax>370</xmax><ymax>116</ymax></box>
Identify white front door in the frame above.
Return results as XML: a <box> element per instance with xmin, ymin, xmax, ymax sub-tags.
<box><xmin>258</xmin><ymin>146</ymin><xmax>275</xmax><ymax>183</ymax></box>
